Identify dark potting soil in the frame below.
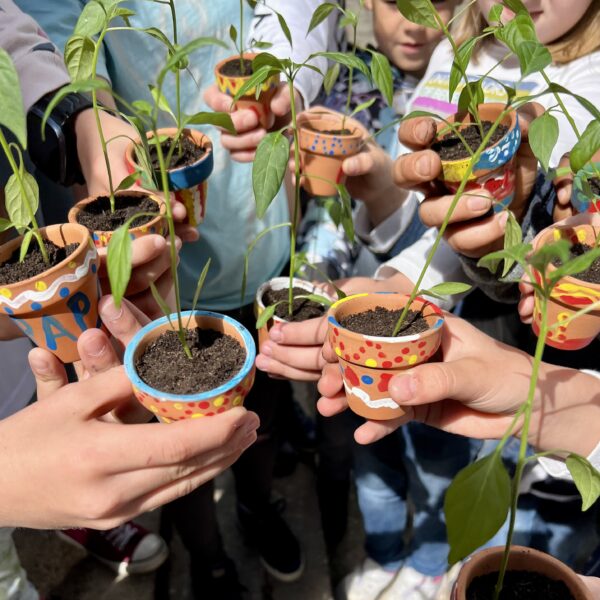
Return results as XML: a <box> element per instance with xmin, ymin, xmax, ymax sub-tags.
<box><xmin>432</xmin><ymin>121</ymin><xmax>509</xmax><ymax>161</ymax></box>
<box><xmin>0</xmin><ymin>239</ymin><xmax>78</xmax><ymax>285</ymax></box>
<box><xmin>466</xmin><ymin>570</ymin><xmax>574</xmax><ymax>600</ymax></box>
<box><xmin>339</xmin><ymin>306</ymin><xmax>429</xmax><ymax>337</ymax></box>
<box><xmin>76</xmin><ymin>195</ymin><xmax>158</xmax><ymax>232</ymax></box>
<box><xmin>220</xmin><ymin>57</ymin><xmax>254</xmax><ymax>77</ymax></box>
<box><xmin>135</xmin><ymin>328</ymin><xmax>246</xmax><ymax>395</ymax></box>
<box><xmin>149</xmin><ymin>135</ymin><xmax>206</xmax><ymax>170</ymax></box>
<box><xmin>589</xmin><ymin>177</ymin><xmax>600</xmax><ymax>196</ymax></box>
<box><xmin>305</xmin><ymin>125</ymin><xmax>354</xmax><ymax>136</ymax></box>
<box><xmin>552</xmin><ymin>242</ymin><xmax>600</xmax><ymax>284</ymax></box>
<box><xmin>263</xmin><ymin>286</ymin><xmax>326</xmax><ymax>322</ymax></box>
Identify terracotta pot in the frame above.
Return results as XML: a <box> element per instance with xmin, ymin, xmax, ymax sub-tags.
<box><xmin>572</xmin><ymin>163</ymin><xmax>600</xmax><ymax>213</ymax></box>
<box><xmin>452</xmin><ymin>546</ymin><xmax>593</xmax><ymax>599</ymax></box>
<box><xmin>531</xmin><ymin>223</ymin><xmax>600</xmax><ymax>350</ymax></box>
<box><xmin>68</xmin><ymin>190</ymin><xmax>166</xmax><ymax>248</ymax></box>
<box><xmin>125</xmin><ymin>128</ymin><xmax>214</xmax><ymax>227</ymax></box>
<box><xmin>435</xmin><ymin>103</ymin><xmax>521</xmax><ymax>212</ymax></box>
<box><xmin>254</xmin><ymin>276</ymin><xmax>332</xmax><ymax>349</ymax></box>
<box><xmin>298</xmin><ymin>108</ymin><xmax>363</xmax><ymax>197</ymax></box>
<box><xmin>214</xmin><ymin>52</ymin><xmax>280</xmax><ymax>129</ymax></box>
<box><xmin>124</xmin><ymin>310</ymin><xmax>256</xmax><ymax>423</ymax></box>
<box><xmin>327</xmin><ymin>293</ymin><xmax>444</xmax><ymax>420</ymax></box>
<box><xmin>0</xmin><ymin>224</ymin><xmax>100</xmax><ymax>363</ymax></box>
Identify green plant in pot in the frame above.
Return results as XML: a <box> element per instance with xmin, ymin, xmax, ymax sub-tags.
<box><xmin>0</xmin><ymin>48</ymin><xmax>100</xmax><ymax>363</ymax></box>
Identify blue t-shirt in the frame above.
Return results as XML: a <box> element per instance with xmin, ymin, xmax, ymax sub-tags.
<box><xmin>17</xmin><ymin>0</ymin><xmax>289</xmax><ymax>310</ymax></box>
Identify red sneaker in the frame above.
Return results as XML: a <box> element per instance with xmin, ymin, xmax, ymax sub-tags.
<box><xmin>57</xmin><ymin>521</ymin><xmax>168</xmax><ymax>575</ymax></box>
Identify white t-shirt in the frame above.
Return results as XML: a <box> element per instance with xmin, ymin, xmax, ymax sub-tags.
<box><xmin>0</xmin><ymin>338</ymin><xmax>35</xmax><ymax>421</ymax></box>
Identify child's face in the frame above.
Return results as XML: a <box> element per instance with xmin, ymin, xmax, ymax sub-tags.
<box><xmin>366</xmin><ymin>0</ymin><xmax>457</xmax><ymax>77</ymax></box>
<box><xmin>478</xmin><ymin>0</ymin><xmax>593</xmax><ymax>44</ymax></box>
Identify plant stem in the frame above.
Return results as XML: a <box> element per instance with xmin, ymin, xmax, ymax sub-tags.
<box><xmin>288</xmin><ymin>75</ymin><xmax>301</xmax><ymax>317</ymax></box>
<box><xmin>168</xmin><ymin>0</ymin><xmax>182</xmax><ymax>128</ymax></box>
<box><xmin>0</xmin><ymin>129</ymin><xmax>48</xmax><ymax>263</ymax></box>
<box><xmin>239</xmin><ymin>0</ymin><xmax>245</xmax><ymax>73</ymax></box>
<box><xmin>342</xmin><ymin>21</ymin><xmax>358</xmax><ymax>131</ymax></box>
<box><xmin>493</xmin><ymin>296</ymin><xmax>548</xmax><ymax>600</ymax></box>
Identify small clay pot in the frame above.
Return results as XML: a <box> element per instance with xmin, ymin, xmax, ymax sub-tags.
<box><xmin>435</xmin><ymin>103</ymin><xmax>521</xmax><ymax>212</ymax></box>
<box><xmin>124</xmin><ymin>310</ymin><xmax>256</xmax><ymax>423</ymax></box>
<box><xmin>327</xmin><ymin>293</ymin><xmax>444</xmax><ymax>420</ymax></box>
<box><xmin>0</xmin><ymin>223</ymin><xmax>100</xmax><ymax>363</ymax></box>
<box><xmin>572</xmin><ymin>164</ymin><xmax>600</xmax><ymax>214</ymax></box>
<box><xmin>214</xmin><ymin>52</ymin><xmax>280</xmax><ymax>129</ymax></box>
<box><xmin>254</xmin><ymin>276</ymin><xmax>332</xmax><ymax>349</ymax></box>
<box><xmin>125</xmin><ymin>128</ymin><xmax>214</xmax><ymax>227</ymax></box>
<box><xmin>68</xmin><ymin>190</ymin><xmax>166</xmax><ymax>248</ymax></box>
<box><xmin>531</xmin><ymin>223</ymin><xmax>600</xmax><ymax>350</ymax></box>
<box><xmin>298</xmin><ymin>108</ymin><xmax>363</xmax><ymax>197</ymax></box>
<box><xmin>452</xmin><ymin>546</ymin><xmax>593</xmax><ymax>600</ymax></box>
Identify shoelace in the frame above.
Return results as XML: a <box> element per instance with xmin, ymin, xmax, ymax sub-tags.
<box><xmin>103</xmin><ymin>522</ymin><xmax>139</xmax><ymax>552</ymax></box>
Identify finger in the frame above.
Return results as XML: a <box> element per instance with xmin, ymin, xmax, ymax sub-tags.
<box><xmin>219</xmin><ymin>128</ymin><xmax>267</xmax><ymax>152</ymax></box>
<box><xmin>518</xmin><ymin>293</ymin><xmax>535</xmax><ymax>325</ymax></box>
<box><xmin>444</xmin><ymin>211</ymin><xmax>509</xmax><ymax>258</ymax></box>
<box><xmin>99</xmin><ymin>295</ymin><xmax>148</xmax><ymax>350</ymax></box>
<box><xmin>353</xmin><ymin>414</ymin><xmax>412</xmax><ymax>445</ymax></box>
<box><xmin>124</xmin><ymin>269</ymin><xmax>175</xmax><ymax>320</ymax></box>
<box><xmin>260</xmin><ymin>340</ymin><xmax>325</xmax><ymax>372</ymax></box>
<box><xmin>125</xmin><ymin>237</ymin><xmax>179</xmax><ymax>297</ymax></box>
<box><xmin>271</xmin><ymin>84</ymin><xmax>292</xmax><ymax>117</ymax></box>
<box><xmin>317</xmin><ymin>362</ymin><xmax>344</xmax><ymax>398</ymax></box>
<box><xmin>203</xmin><ymin>84</ymin><xmax>234</xmax><ymax>112</ymax></box>
<box><xmin>398</xmin><ymin>117</ymin><xmax>438</xmax><ymax>150</ymax></box>
<box><xmin>418</xmin><ymin>190</ymin><xmax>493</xmax><ymax>228</ymax></box>
<box><xmin>393</xmin><ymin>150</ymin><xmax>442</xmax><ymax>190</ymax></box>
<box><xmin>343</xmin><ymin>151</ymin><xmax>375</xmax><ymax>177</ymax></box>
<box><xmin>316</xmin><ymin>393</ymin><xmax>348</xmax><ymax>417</ymax></box>
<box><xmin>579</xmin><ymin>576</ymin><xmax>600</xmax><ymax>596</ymax></box>
<box><xmin>268</xmin><ymin>315</ymin><xmax>328</xmax><ymax>346</ymax></box>
<box><xmin>255</xmin><ymin>354</ymin><xmax>322</xmax><ymax>382</ymax></box>
<box><xmin>77</xmin><ymin>328</ymin><xmax>121</xmax><ymax>377</ymax></box>
<box><xmin>174</xmin><ymin>224</ymin><xmax>200</xmax><ymax>243</ymax></box>
<box><xmin>28</xmin><ymin>348</ymin><xmax>69</xmax><ymax>400</ymax></box>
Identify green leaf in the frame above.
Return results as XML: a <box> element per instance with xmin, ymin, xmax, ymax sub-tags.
<box><xmin>307</xmin><ymin>3</ymin><xmax>338</xmax><ymax>34</ymax></box>
<box><xmin>0</xmin><ymin>218</ymin><xmax>12</xmax><ymax>233</ymax></box>
<box><xmin>246</xmin><ymin>0</ymin><xmax>258</xmax><ymax>8</ymax></box>
<box><xmin>161</xmin><ymin>36</ymin><xmax>226</xmax><ymax>77</ymax></box>
<box><xmin>149</xmin><ymin>84</ymin><xmax>175</xmax><ymax>120</ymax></box>
<box><xmin>444</xmin><ymin>453</ymin><xmax>511</xmax><ymax>564</ymax></box>
<box><xmin>131</xmin><ymin>99</ymin><xmax>154</xmax><ymax>116</ymax></box>
<box><xmin>149</xmin><ymin>281</ymin><xmax>174</xmax><ymax>326</ymax></box>
<box><xmin>457</xmin><ymin>80</ymin><xmax>484</xmax><ymax>119</ymax></box>
<box><xmin>232</xmin><ymin>65</ymin><xmax>276</xmax><ymax>102</ymax></box>
<box><xmin>516</xmin><ymin>41</ymin><xmax>553</xmax><ymax>78</ymax></box>
<box><xmin>275</xmin><ymin>11</ymin><xmax>293</xmax><ymax>47</ymax></box>
<box><xmin>350</xmin><ymin>98</ymin><xmax>377</xmax><ymax>118</ymax></box>
<box><xmin>5</xmin><ymin>171</ymin><xmax>38</xmax><ymax>231</ymax></box>
<box><xmin>337</xmin><ymin>183</ymin><xmax>355</xmax><ymax>243</ymax></box>
<box><xmin>528</xmin><ymin>239</ymin><xmax>570</xmax><ymax>275</ymax></box>
<box><xmin>395</xmin><ymin>0</ymin><xmax>439</xmax><ymax>29</ymax></box>
<box><xmin>106</xmin><ymin>223</ymin><xmax>133</xmax><ymax>307</ymax></box>
<box><xmin>140</xmin><ymin>27</ymin><xmax>176</xmax><ymax>54</ymax></box>
<box><xmin>252</xmin><ymin>52</ymin><xmax>284</xmax><ymax>72</ymax></box>
<box><xmin>252</xmin><ymin>41</ymin><xmax>273</xmax><ymax>50</ymax></box>
<box><xmin>488</xmin><ymin>4</ymin><xmax>503</xmax><ymax>22</ymax></box>
<box><xmin>64</xmin><ymin>35</ymin><xmax>96</xmax><ymax>81</ymax></box>
<box><xmin>501</xmin><ymin>211</ymin><xmax>523</xmax><ymax>277</ymax></box>
<box><xmin>188</xmin><ymin>258</ymin><xmax>212</xmax><ymax>315</ymax></box>
<box><xmin>19</xmin><ymin>230</ymin><xmax>33</xmax><ymax>263</ymax></box>
<box><xmin>449</xmin><ymin>38</ymin><xmax>477</xmax><ymax>101</ymax></box>
<box><xmin>422</xmin><ymin>282</ymin><xmax>472</xmax><ymax>297</ymax></box>
<box><xmin>184</xmin><ymin>111</ymin><xmax>236</xmax><ymax>133</ymax></box>
<box><xmin>252</xmin><ymin>131</ymin><xmax>289</xmax><ymax>219</ymax></box>
<box><xmin>114</xmin><ymin>172</ymin><xmax>140</xmax><ymax>192</ymax></box>
<box><xmin>566</xmin><ymin>454</ymin><xmax>600</xmax><ymax>511</ymax></box>
<box><xmin>552</xmin><ymin>244</ymin><xmax>600</xmax><ymax>283</ymax></box>
<box><xmin>0</xmin><ymin>48</ymin><xmax>27</xmax><ymax>147</ymax></box>
<box><xmin>74</xmin><ymin>0</ymin><xmax>106</xmax><ymax>37</ymax></box>
<box><xmin>229</xmin><ymin>24</ymin><xmax>238</xmax><ymax>46</ymax></box>
<box><xmin>529</xmin><ymin>113</ymin><xmax>558</xmax><ymax>172</ymax></box>
<box><xmin>310</xmin><ymin>51</ymin><xmax>370</xmax><ymax>78</ymax></box>
<box><xmin>296</xmin><ymin>293</ymin><xmax>333</xmax><ymax>307</ymax></box>
<box><xmin>323</xmin><ymin>196</ymin><xmax>342</xmax><ymax>226</ymax></box>
<box><xmin>570</xmin><ymin>121</ymin><xmax>600</xmax><ymax>174</ymax></box>
<box><xmin>478</xmin><ymin>242</ymin><xmax>532</xmax><ymax>274</ymax></box>
<box><xmin>256</xmin><ymin>302</ymin><xmax>278</xmax><ymax>329</ymax></box>
<box><xmin>369</xmin><ymin>50</ymin><xmax>394</xmax><ymax>106</ymax></box>
<box><xmin>323</xmin><ymin>63</ymin><xmax>341</xmax><ymax>96</ymax></box>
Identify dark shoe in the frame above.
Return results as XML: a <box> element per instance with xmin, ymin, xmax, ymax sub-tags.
<box><xmin>237</xmin><ymin>499</ymin><xmax>304</xmax><ymax>582</ymax></box>
<box><xmin>190</xmin><ymin>557</ymin><xmax>246</xmax><ymax>600</ymax></box>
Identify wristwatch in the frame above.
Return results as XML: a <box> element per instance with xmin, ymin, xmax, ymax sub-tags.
<box><xmin>27</xmin><ymin>91</ymin><xmax>93</xmax><ymax>187</ymax></box>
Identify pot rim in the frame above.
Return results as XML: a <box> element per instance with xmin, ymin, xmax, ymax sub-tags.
<box><xmin>328</xmin><ymin>292</ymin><xmax>445</xmax><ymax>343</ymax></box>
<box><xmin>214</xmin><ymin>51</ymin><xmax>276</xmax><ymax>82</ymax></box>
<box><xmin>124</xmin><ymin>310</ymin><xmax>256</xmax><ymax>402</ymax></box>
<box><xmin>297</xmin><ymin>110</ymin><xmax>363</xmax><ymax>143</ymax></box>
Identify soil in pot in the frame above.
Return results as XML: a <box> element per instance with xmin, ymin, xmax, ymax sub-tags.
<box><xmin>589</xmin><ymin>177</ymin><xmax>600</xmax><ymax>196</ymax></box>
<box><xmin>135</xmin><ymin>328</ymin><xmax>246</xmax><ymax>395</ymax></box>
<box><xmin>0</xmin><ymin>239</ymin><xmax>78</xmax><ymax>285</ymax></box>
<box><xmin>149</xmin><ymin>136</ymin><xmax>206</xmax><ymax>170</ymax></box>
<box><xmin>219</xmin><ymin>57</ymin><xmax>253</xmax><ymax>77</ymax></box>
<box><xmin>263</xmin><ymin>286</ymin><xmax>326</xmax><ymax>322</ymax></box>
<box><xmin>339</xmin><ymin>306</ymin><xmax>429</xmax><ymax>337</ymax></box>
<box><xmin>75</xmin><ymin>195</ymin><xmax>158</xmax><ymax>232</ymax></box>
<box><xmin>467</xmin><ymin>570</ymin><xmax>575</xmax><ymax>600</ymax></box>
<box><xmin>432</xmin><ymin>121</ymin><xmax>509</xmax><ymax>161</ymax></box>
<box><xmin>305</xmin><ymin>125</ymin><xmax>354</xmax><ymax>136</ymax></box>
<box><xmin>552</xmin><ymin>243</ymin><xmax>600</xmax><ymax>284</ymax></box>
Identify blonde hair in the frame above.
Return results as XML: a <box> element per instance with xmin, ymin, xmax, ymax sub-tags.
<box><xmin>453</xmin><ymin>1</ymin><xmax>600</xmax><ymax>64</ymax></box>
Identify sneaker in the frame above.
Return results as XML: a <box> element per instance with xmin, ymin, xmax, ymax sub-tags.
<box><xmin>379</xmin><ymin>564</ymin><xmax>461</xmax><ymax>600</ymax></box>
<box><xmin>335</xmin><ymin>558</ymin><xmax>397</xmax><ymax>600</ymax></box>
<box><xmin>57</xmin><ymin>521</ymin><xmax>168</xmax><ymax>575</ymax></box>
<box><xmin>190</xmin><ymin>557</ymin><xmax>246</xmax><ymax>600</ymax></box>
<box><xmin>237</xmin><ymin>499</ymin><xmax>304</xmax><ymax>582</ymax></box>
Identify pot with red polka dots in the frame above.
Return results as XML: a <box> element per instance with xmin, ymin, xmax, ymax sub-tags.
<box><xmin>298</xmin><ymin>108</ymin><xmax>363</xmax><ymax>197</ymax></box>
<box><xmin>124</xmin><ymin>310</ymin><xmax>256</xmax><ymax>423</ymax></box>
<box><xmin>0</xmin><ymin>223</ymin><xmax>100</xmax><ymax>363</ymax></box>
<box><xmin>68</xmin><ymin>190</ymin><xmax>166</xmax><ymax>248</ymax></box>
<box><xmin>531</xmin><ymin>223</ymin><xmax>600</xmax><ymax>351</ymax></box>
<box><xmin>327</xmin><ymin>292</ymin><xmax>445</xmax><ymax>420</ymax></box>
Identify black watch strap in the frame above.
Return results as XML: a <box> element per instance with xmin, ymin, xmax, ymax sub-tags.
<box><xmin>27</xmin><ymin>91</ymin><xmax>93</xmax><ymax>187</ymax></box>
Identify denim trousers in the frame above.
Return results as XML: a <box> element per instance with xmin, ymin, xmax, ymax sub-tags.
<box><xmin>0</xmin><ymin>528</ymin><xmax>38</xmax><ymax>600</ymax></box>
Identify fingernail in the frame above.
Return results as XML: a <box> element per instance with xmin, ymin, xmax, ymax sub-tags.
<box><xmin>154</xmin><ymin>236</ymin><xmax>166</xmax><ymax>250</ymax></box>
<box><xmin>344</xmin><ymin>158</ymin><xmax>358</xmax><ymax>175</ymax></box>
<box><xmin>467</xmin><ymin>195</ymin><xmax>491</xmax><ymax>211</ymax></box>
<box><xmin>416</xmin><ymin>120</ymin><xmax>433</xmax><ymax>144</ymax></box>
<box><xmin>498</xmin><ymin>211</ymin><xmax>510</xmax><ymax>230</ymax></box>
<box><xmin>175</xmin><ymin>237</ymin><xmax>182</xmax><ymax>251</ymax></box>
<box><xmin>100</xmin><ymin>297</ymin><xmax>123</xmax><ymax>322</ymax></box>
<box><xmin>255</xmin><ymin>355</ymin><xmax>270</xmax><ymax>371</ymax></box>
<box><xmin>260</xmin><ymin>342</ymin><xmax>273</xmax><ymax>357</ymax></box>
<box><xmin>84</xmin><ymin>334</ymin><xmax>107</xmax><ymax>357</ymax></box>
<box><xmin>389</xmin><ymin>375</ymin><xmax>417</xmax><ymax>403</ymax></box>
<box><xmin>269</xmin><ymin>327</ymin><xmax>283</xmax><ymax>343</ymax></box>
<box><xmin>415</xmin><ymin>154</ymin><xmax>431</xmax><ymax>177</ymax></box>
<box><xmin>29</xmin><ymin>353</ymin><xmax>50</xmax><ymax>375</ymax></box>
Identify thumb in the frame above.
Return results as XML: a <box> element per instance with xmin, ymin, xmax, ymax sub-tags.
<box><xmin>73</xmin><ymin>366</ymin><xmax>135</xmax><ymax>419</ymax></box>
<box><xmin>269</xmin><ymin>314</ymin><xmax>328</xmax><ymax>346</ymax></box>
<box><xmin>28</xmin><ymin>348</ymin><xmax>68</xmax><ymax>400</ymax></box>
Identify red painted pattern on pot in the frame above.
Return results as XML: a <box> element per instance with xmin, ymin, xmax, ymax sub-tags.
<box><xmin>531</xmin><ymin>224</ymin><xmax>600</xmax><ymax>350</ymax></box>
<box><xmin>327</xmin><ymin>293</ymin><xmax>444</xmax><ymax>420</ymax></box>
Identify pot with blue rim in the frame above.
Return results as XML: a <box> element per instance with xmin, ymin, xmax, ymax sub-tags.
<box><xmin>326</xmin><ymin>292</ymin><xmax>444</xmax><ymax>421</ymax></box>
<box><xmin>124</xmin><ymin>310</ymin><xmax>256</xmax><ymax>423</ymax></box>
<box><xmin>571</xmin><ymin>162</ymin><xmax>600</xmax><ymax>214</ymax></box>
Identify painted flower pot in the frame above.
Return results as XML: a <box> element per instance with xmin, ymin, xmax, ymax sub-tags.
<box><xmin>255</xmin><ymin>276</ymin><xmax>331</xmax><ymax>349</ymax></box>
<box><xmin>298</xmin><ymin>108</ymin><xmax>363</xmax><ymax>197</ymax></box>
<box><xmin>125</xmin><ymin>128</ymin><xmax>214</xmax><ymax>227</ymax></box>
<box><xmin>215</xmin><ymin>52</ymin><xmax>280</xmax><ymax>129</ymax></box>
<box><xmin>451</xmin><ymin>546</ymin><xmax>593</xmax><ymax>600</ymax></box>
<box><xmin>0</xmin><ymin>223</ymin><xmax>100</xmax><ymax>363</ymax></box>
<box><xmin>68</xmin><ymin>190</ymin><xmax>166</xmax><ymax>248</ymax></box>
<box><xmin>572</xmin><ymin>163</ymin><xmax>600</xmax><ymax>214</ymax></box>
<box><xmin>124</xmin><ymin>310</ymin><xmax>256</xmax><ymax>423</ymax></box>
<box><xmin>436</xmin><ymin>103</ymin><xmax>521</xmax><ymax>212</ymax></box>
<box><xmin>531</xmin><ymin>223</ymin><xmax>600</xmax><ymax>350</ymax></box>
<box><xmin>327</xmin><ymin>293</ymin><xmax>444</xmax><ymax>420</ymax></box>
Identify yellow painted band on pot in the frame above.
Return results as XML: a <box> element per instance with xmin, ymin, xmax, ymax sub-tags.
<box><xmin>330</xmin><ymin>293</ymin><xmax>369</xmax><ymax>311</ymax></box>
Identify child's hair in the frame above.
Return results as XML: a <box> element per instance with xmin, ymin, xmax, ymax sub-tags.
<box><xmin>453</xmin><ymin>2</ymin><xmax>600</xmax><ymax>64</ymax></box>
